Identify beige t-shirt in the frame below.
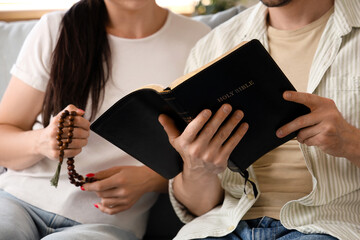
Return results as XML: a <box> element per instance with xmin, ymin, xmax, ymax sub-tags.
<box><xmin>243</xmin><ymin>7</ymin><xmax>333</xmax><ymax>220</ymax></box>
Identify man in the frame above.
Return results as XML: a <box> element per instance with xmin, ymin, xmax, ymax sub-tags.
<box><xmin>159</xmin><ymin>0</ymin><xmax>360</xmax><ymax>239</ymax></box>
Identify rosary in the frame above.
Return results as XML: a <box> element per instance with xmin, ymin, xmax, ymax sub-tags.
<box><xmin>50</xmin><ymin>110</ymin><xmax>96</xmax><ymax>188</ymax></box>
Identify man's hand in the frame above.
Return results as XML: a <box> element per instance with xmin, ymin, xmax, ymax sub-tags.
<box><xmin>159</xmin><ymin>104</ymin><xmax>248</xmax><ymax>177</ymax></box>
<box><xmin>159</xmin><ymin>104</ymin><xmax>249</xmax><ymax>216</ymax></box>
<box><xmin>277</xmin><ymin>91</ymin><xmax>360</xmax><ymax>166</ymax></box>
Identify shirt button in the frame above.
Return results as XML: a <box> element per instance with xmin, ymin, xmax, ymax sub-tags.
<box><xmin>247</xmin><ymin>193</ymin><xmax>254</xmax><ymax>200</ymax></box>
<box><xmin>227</xmin><ymin>225</ymin><xmax>235</xmax><ymax>231</ymax></box>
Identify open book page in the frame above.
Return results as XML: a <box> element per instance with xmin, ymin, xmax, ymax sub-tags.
<box><xmin>167</xmin><ymin>41</ymin><xmax>248</xmax><ymax>90</ymax></box>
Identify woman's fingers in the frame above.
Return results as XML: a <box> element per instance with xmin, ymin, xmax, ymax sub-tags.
<box><xmin>95</xmin><ymin>200</ymin><xmax>132</xmax><ymax>215</ymax></box>
<box><xmin>58</xmin><ymin>127</ymin><xmax>90</xmax><ymax>139</ymax></box>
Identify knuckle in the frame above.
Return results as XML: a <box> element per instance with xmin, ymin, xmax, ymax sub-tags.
<box><xmin>202</xmin><ymin>126</ymin><xmax>214</xmax><ymax>137</ymax></box>
<box><xmin>218</xmin><ymin>129</ymin><xmax>228</xmax><ymax>141</ymax></box>
<box><xmin>214</xmin><ymin>155</ymin><xmax>227</xmax><ymax>167</ymax></box>
<box><xmin>96</xmin><ymin>192</ymin><xmax>104</xmax><ymax>198</ymax></box>
<box><xmin>303</xmin><ymin>138</ymin><xmax>311</xmax><ymax>146</ymax></box>
<box><xmin>236</xmin><ymin>123</ymin><xmax>248</xmax><ymax>137</ymax></box>
<box><xmin>296</xmin><ymin>117</ymin><xmax>307</xmax><ymax>128</ymax></box>
<box><xmin>316</xmin><ymin>134</ymin><xmax>327</xmax><ymax>145</ymax></box>
<box><xmin>67</xmin><ymin>104</ymin><xmax>76</xmax><ymax>110</ymax></box>
<box><xmin>303</xmin><ymin>93</ymin><xmax>313</xmax><ymax>104</ymax></box>
<box><xmin>189</xmin><ymin>146</ymin><xmax>201</xmax><ymax>159</ymax></box>
<box><xmin>50</xmin><ymin>126</ymin><xmax>58</xmax><ymax>136</ymax></box>
<box><xmin>177</xmin><ymin>140</ymin><xmax>187</xmax><ymax>150</ymax></box>
<box><xmin>84</xmin><ymin>130</ymin><xmax>90</xmax><ymax>138</ymax></box>
<box><xmin>101</xmin><ymin>198</ymin><xmax>109</xmax><ymax>205</ymax></box>
<box><xmin>202</xmin><ymin>152</ymin><xmax>213</xmax><ymax>163</ymax></box>
<box><xmin>82</xmin><ymin>139</ymin><xmax>88</xmax><ymax>147</ymax></box>
<box><xmin>93</xmin><ymin>184</ymin><xmax>103</xmax><ymax>192</ymax></box>
<box><xmin>118</xmin><ymin>188</ymin><xmax>128</xmax><ymax>197</ymax></box>
<box><xmin>122</xmin><ymin>204</ymin><xmax>131</xmax><ymax>211</ymax></box>
<box><xmin>115</xmin><ymin>178</ymin><xmax>125</xmax><ymax>186</ymax></box>
<box><xmin>50</xmin><ymin>150</ymin><xmax>58</xmax><ymax>159</ymax></box>
<box><xmin>107</xmin><ymin>210</ymin><xmax>116</xmax><ymax>215</ymax></box>
<box><xmin>215</xmin><ymin>163</ymin><xmax>227</xmax><ymax>173</ymax></box>
<box><xmin>325</xmin><ymin>98</ymin><xmax>335</xmax><ymax>106</ymax></box>
<box><xmin>123</xmin><ymin>199</ymin><xmax>131</xmax><ymax>206</ymax></box>
<box><xmin>322</xmin><ymin>123</ymin><xmax>336</xmax><ymax>134</ymax></box>
<box><xmin>77</xmin><ymin>148</ymin><xmax>83</xmax><ymax>155</ymax></box>
<box><xmin>169</xmin><ymin>138</ymin><xmax>177</xmax><ymax>147</ymax></box>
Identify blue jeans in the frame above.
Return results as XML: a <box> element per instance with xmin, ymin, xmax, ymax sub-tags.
<box><xmin>0</xmin><ymin>190</ymin><xmax>138</xmax><ymax>240</ymax></box>
<box><xmin>200</xmin><ymin>216</ymin><xmax>338</xmax><ymax>240</ymax></box>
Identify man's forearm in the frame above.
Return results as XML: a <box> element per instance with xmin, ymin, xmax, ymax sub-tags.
<box><xmin>173</xmin><ymin>170</ymin><xmax>224</xmax><ymax>216</ymax></box>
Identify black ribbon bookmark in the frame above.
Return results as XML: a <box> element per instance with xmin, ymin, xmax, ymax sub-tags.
<box><xmin>228</xmin><ymin>160</ymin><xmax>258</xmax><ymax>198</ymax></box>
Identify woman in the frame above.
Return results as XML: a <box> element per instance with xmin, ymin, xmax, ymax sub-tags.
<box><xmin>0</xmin><ymin>0</ymin><xmax>210</xmax><ymax>239</ymax></box>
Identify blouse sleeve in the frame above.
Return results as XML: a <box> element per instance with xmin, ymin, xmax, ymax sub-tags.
<box><xmin>10</xmin><ymin>11</ymin><xmax>64</xmax><ymax>92</ymax></box>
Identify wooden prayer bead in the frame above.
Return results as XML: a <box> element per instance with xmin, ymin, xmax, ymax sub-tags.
<box><xmin>53</xmin><ymin>110</ymin><xmax>96</xmax><ymax>187</ymax></box>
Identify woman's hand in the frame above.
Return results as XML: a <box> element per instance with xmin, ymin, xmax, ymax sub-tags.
<box><xmin>277</xmin><ymin>91</ymin><xmax>360</xmax><ymax>167</ymax></box>
<box><xmin>82</xmin><ymin>166</ymin><xmax>168</xmax><ymax>215</ymax></box>
<box><xmin>36</xmin><ymin>104</ymin><xmax>90</xmax><ymax>161</ymax></box>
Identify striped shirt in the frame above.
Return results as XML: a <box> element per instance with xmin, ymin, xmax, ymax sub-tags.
<box><xmin>169</xmin><ymin>1</ymin><xmax>360</xmax><ymax>239</ymax></box>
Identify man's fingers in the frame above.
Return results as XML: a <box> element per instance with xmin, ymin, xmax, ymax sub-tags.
<box><xmin>222</xmin><ymin>122</ymin><xmax>249</xmax><ymax>154</ymax></box>
<box><xmin>196</xmin><ymin>104</ymin><xmax>232</xmax><ymax>143</ymax></box>
<box><xmin>158</xmin><ymin>114</ymin><xmax>182</xmax><ymax>141</ymax></box>
<box><xmin>283</xmin><ymin>91</ymin><xmax>317</xmax><ymax>109</ymax></box>
<box><xmin>159</xmin><ymin>109</ymin><xmax>213</xmax><ymax>144</ymax></box>
<box><xmin>210</xmin><ymin>109</ymin><xmax>244</xmax><ymax>146</ymax></box>
<box><xmin>276</xmin><ymin>112</ymin><xmax>318</xmax><ymax>138</ymax></box>
<box><xmin>296</xmin><ymin>125</ymin><xmax>321</xmax><ymax>144</ymax></box>
<box><xmin>182</xmin><ymin>109</ymin><xmax>213</xmax><ymax>142</ymax></box>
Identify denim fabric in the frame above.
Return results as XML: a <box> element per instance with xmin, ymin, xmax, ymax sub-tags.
<box><xmin>0</xmin><ymin>190</ymin><xmax>138</xmax><ymax>240</ymax></box>
<box><xmin>200</xmin><ymin>217</ymin><xmax>338</xmax><ymax>240</ymax></box>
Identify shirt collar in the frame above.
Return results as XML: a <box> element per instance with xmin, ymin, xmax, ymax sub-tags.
<box><xmin>333</xmin><ymin>0</ymin><xmax>360</xmax><ymax>37</ymax></box>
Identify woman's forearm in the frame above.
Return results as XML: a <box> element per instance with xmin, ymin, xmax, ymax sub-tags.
<box><xmin>142</xmin><ymin>166</ymin><xmax>169</xmax><ymax>193</ymax></box>
<box><xmin>0</xmin><ymin>125</ymin><xmax>44</xmax><ymax>170</ymax></box>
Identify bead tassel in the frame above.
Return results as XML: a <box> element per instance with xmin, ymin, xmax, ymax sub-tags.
<box><xmin>50</xmin><ymin>159</ymin><xmax>63</xmax><ymax>187</ymax></box>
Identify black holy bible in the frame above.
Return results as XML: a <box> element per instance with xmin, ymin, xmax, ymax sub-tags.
<box><xmin>90</xmin><ymin>39</ymin><xmax>310</xmax><ymax>179</ymax></box>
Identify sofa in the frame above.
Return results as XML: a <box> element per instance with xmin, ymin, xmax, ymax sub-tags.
<box><xmin>0</xmin><ymin>5</ymin><xmax>245</xmax><ymax>239</ymax></box>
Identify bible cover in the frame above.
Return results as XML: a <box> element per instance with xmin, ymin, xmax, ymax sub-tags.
<box><xmin>90</xmin><ymin>39</ymin><xmax>310</xmax><ymax>179</ymax></box>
